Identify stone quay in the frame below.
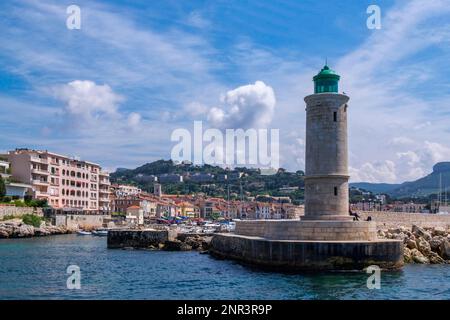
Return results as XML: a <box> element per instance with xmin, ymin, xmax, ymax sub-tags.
<box><xmin>210</xmin><ymin>65</ymin><xmax>403</xmax><ymax>271</ymax></box>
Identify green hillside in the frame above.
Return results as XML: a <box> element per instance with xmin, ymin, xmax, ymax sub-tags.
<box><xmin>110</xmin><ymin>160</ymin><xmax>306</xmax><ymax>204</ymax></box>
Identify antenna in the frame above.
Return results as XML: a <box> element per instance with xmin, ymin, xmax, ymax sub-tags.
<box><xmin>445</xmin><ymin>185</ymin><xmax>448</xmax><ymax>207</ymax></box>
<box><xmin>325</xmin><ymin>57</ymin><xmax>328</xmax><ymax>66</ymax></box>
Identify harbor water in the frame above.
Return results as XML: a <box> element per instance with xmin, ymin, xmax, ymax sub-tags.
<box><xmin>0</xmin><ymin>234</ymin><xmax>449</xmax><ymax>300</ymax></box>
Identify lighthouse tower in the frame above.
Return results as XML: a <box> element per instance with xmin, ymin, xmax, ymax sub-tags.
<box><xmin>209</xmin><ymin>63</ymin><xmax>404</xmax><ymax>271</ymax></box>
<box><xmin>303</xmin><ymin>65</ymin><xmax>352</xmax><ymax>221</ymax></box>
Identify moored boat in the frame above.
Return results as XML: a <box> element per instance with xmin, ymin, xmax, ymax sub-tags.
<box><xmin>77</xmin><ymin>230</ymin><xmax>92</xmax><ymax>235</ymax></box>
<box><xmin>92</xmin><ymin>230</ymin><xmax>108</xmax><ymax>236</ymax></box>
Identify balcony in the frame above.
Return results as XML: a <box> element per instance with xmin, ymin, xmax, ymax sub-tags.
<box><xmin>32</xmin><ymin>168</ymin><xmax>49</xmax><ymax>175</ymax></box>
<box><xmin>32</xmin><ymin>179</ymin><xmax>49</xmax><ymax>186</ymax></box>
<box><xmin>99</xmin><ymin>197</ymin><xmax>110</xmax><ymax>202</ymax></box>
<box><xmin>30</xmin><ymin>157</ymin><xmax>48</xmax><ymax>164</ymax></box>
<box><xmin>35</xmin><ymin>190</ymin><xmax>48</xmax><ymax>197</ymax></box>
<box><xmin>0</xmin><ymin>173</ymin><xmax>11</xmax><ymax>179</ymax></box>
<box><xmin>99</xmin><ymin>180</ymin><xmax>111</xmax><ymax>185</ymax></box>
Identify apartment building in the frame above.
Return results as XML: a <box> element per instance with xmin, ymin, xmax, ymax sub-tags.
<box><xmin>7</xmin><ymin>149</ymin><xmax>111</xmax><ymax>211</ymax></box>
<box><xmin>111</xmin><ymin>184</ymin><xmax>142</xmax><ymax>197</ymax></box>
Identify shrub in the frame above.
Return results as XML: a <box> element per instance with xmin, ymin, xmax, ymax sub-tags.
<box><xmin>22</xmin><ymin>214</ymin><xmax>42</xmax><ymax>227</ymax></box>
<box><xmin>1</xmin><ymin>196</ymin><xmax>11</xmax><ymax>203</ymax></box>
<box><xmin>0</xmin><ymin>176</ymin><xmax>6</xmax><ymax>198</ymax></box>
<box><xmin>1</xmin><ymin>214</ymin><xmax>15</xmax><ymax>221</ymax></box>
<box><xmin>25</xmin><ymin>199</ymin><xmax>48</xmax><ymax>208</ymax></box>
<box><xmin>13</xmin><ymin>200</ymin><xmax>26</xmax><ymax>207</ymax></box>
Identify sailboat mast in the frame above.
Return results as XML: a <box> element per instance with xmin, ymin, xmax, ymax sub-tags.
<box><xmin>439</xmin><ymin>173</ymin><xmax>442</xmax><ymax>212</ymax></box>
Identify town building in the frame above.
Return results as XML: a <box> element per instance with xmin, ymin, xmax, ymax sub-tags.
<box><xmin>0</xmin><ymin>158</ymin><xmax>32</xmax><ymax>198</ymax></box>
<box><xmin>6</xmin><ymin>148</ymin><xmax>111</xmax><ymax>211</ymax></box>
<box><xmin>157</xmin><ymin>173</ymin><xmax>183</xmax><ymax>183</ymax></box>
<box><xmin>112</xmin><ymin>184</ymin><xmax>141</xmax><ymax>197</ymax></box>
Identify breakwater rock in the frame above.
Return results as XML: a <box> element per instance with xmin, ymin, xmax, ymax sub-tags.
<box><xmin>378</xmin><ymin>225</ymin><xmax>450</xmax><ymax>264</ymax></box>
<box><xmin>0</xmin><ymin>220</ymin><xmax>71</xmax><ymax>238</ymax></box>
<box><xmin>107</xmin><ymin>229</ymin><xmax>212</xmax><ymax>252</ymax></box>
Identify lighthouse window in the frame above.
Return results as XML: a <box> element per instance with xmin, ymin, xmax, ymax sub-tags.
<box><xmin>333</xmin><ymin>112</ymin><xmax>337</xmax><ymax>122</ymax></box>
<box><xmin>334</xmin><ymin>187</ymin><xmax>338</xmax><ymax>196</ymax></box>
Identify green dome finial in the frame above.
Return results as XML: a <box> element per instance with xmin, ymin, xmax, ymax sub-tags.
<box><xmin>313</xmin><ymin>63</ymin><xmax>340</xmax><ymax>93</ymax></box>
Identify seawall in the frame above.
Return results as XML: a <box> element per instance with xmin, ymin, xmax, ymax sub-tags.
<box><xmin>210</xmin><ymin>233</ymin><xmax>403</xmax><ymax>271</ymax></box>
<box><xmin>0</xmin><ymin>206</ymin><xmax>43</xmax><ymax>219</ymax></box>
<box><xmin>53</xmin><ymin>214</ymin><xmax>109</xmax><ymax>230</ymax></box>
<box><xmin>107</xmin><ymin>229</ymin><xmax>177</xmax><ymax>248</ymax></box>
<box><xmin>359</xmin><ymin>211</ymin><xmax>450</xmax><ymax>229</ymax></box>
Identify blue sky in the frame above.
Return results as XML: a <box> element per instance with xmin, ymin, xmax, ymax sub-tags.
<box><xmin>1</xmin><ymin>0</ymin><xmax>450</xmax><ymax>183</ymax></box>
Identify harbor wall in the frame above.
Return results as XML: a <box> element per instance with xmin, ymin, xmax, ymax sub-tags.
<box><xmin>107</xmin><ymin>229</ymin><xmax>177</xmax><ymax>248</ymax></box>
<box><xmin>54</xmin><ymin>214</ymin><xmax>109</xmax><ymax>230</ymax></box>
<box><xmin>0</xmin><ymin>206</ymin><xmax>43</xmax><ymax>219</ymax></box>
<box><xmin>210</xmin><ymin>233</ymin><xmax>403</xmax><ymax>271</ymax></box>
<box><xmin>359</xmin><ymin>211</ymin><xmax>450</xmax><ymax>229</ymax></box>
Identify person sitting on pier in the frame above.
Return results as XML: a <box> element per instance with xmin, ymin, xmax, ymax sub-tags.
<box><xmin>349</xmin><ymin>208</ymin><xmax>361</xmax><ymax>221</ymax></box>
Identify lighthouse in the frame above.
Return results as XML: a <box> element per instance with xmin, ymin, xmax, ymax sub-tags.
<box><xmin>303</xmin><ymin>65</ymin><xmax>352</xmax><ymax>221</ymax></box>
<box><xmin>209</xmin><ymin>65</ymin><xmax>404</xmax><ymax>271</ymax></box>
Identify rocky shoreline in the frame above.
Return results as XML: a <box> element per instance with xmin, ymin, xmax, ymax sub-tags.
<box><xmin>379</xmin><ymin>225</ymin><xmax>450</xmax><ymax>264</ymax></box>
<box><xmin>0</xmin><ymin>220</ymin><xmax>72</xmax><ymax>238</ymax></box>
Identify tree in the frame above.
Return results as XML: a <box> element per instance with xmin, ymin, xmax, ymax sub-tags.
<box><xmin>0</xmin><ymin>175</ymin><xmax>6</xmax><ymax>198</ymax></box>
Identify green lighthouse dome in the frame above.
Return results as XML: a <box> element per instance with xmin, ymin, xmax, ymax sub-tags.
<box><xmin>313</xmin><ymin>64</ymin><xmax>340</xmax><ymax>93</ymax></box>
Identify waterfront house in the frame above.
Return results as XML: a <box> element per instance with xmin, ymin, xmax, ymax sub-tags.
<box><xmin>5</xmin><ymin>148</ymin><xmax>111</xmax><ymax>211</ymax></box>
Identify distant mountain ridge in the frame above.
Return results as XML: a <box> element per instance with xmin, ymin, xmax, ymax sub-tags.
<box><xmin>351</xmin><ymin>162</ymin><xmax>450</xmax><ymax>198</ymax></box>
<box><xmin>349</xmin><ymin>182</ymin><xmax>400</xmax><ymax>194</ymax></box>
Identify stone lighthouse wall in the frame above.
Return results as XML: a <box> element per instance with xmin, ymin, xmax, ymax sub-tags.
<box><xmin>304</xmin><ymin>93</ymin><xmax>350</xmax><ymax>220</ymax></box>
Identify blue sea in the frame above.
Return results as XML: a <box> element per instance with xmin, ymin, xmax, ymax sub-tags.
<box><xmin>0</xmin><ymin>234</ymin><xmax>449</xmax><ymax>300</ymax></box>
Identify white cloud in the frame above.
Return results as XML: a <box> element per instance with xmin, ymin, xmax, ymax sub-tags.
<box><xmin>206</xmin><ymin>81</ymin><xmax>276</xmax><ymax>129</ymax></box>
<box><xmin>350</xmin><ymin>141</ymin><xmax>450</xmax><ymax>183</ymax></box>
<box><xmin>389</xmin><ymin>136</ymin><xmax>415</xmax><ymax>147</ymax></box>
<box><xmin>53</xmin><ymin>80</ymin><xmax>123</xmax><ymax>120</ymax></box>
<box><xmin>127</xmin><ymin>112</ymin><xmax>142</xmax><ymax>127</ymax></box>
<box><xmin>349</xmin><ymin>160</ymin><xmax>397</xmax><ymax>183</ymax></box>
<box><xmin>186</xmin><ymin>11</ymin><xmax>210</xmax><ymax>28</ymax></box>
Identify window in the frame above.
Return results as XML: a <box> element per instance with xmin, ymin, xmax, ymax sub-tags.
<box><xmin>333</xmin><ymin>112</ymin><xmax>337</xmax><ymax>122</ymax></box>
<box><xmin>334</xmin><ymin>187</ymin><xmax>338</xmax><ymax>196</ymax></box>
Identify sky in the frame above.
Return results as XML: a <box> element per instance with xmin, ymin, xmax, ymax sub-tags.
<box><xmin>1</xmin><ymin>0</ymin><xmax>450</xmax><ymax>183</ymax></box>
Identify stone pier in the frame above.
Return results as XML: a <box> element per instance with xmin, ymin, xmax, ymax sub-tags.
<box><xmin>210</xmin><ymin>220</ymin><xmax>403</xmax><ymax>271</ymax></box>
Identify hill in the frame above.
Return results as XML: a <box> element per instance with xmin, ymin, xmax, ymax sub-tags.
<box><xmin>389</xmin><ymin>162</ymin><xmax>450</xmax><ymax>198</ymax></box>
<box><xmin>349</xmin><ymin>182</ymin><xmax>400</xmax><ymax>194</ymax></box>
<box><xmin>110</xmin><ymin>160</ymin><xmax>306</xmax><ymax>204</ymax></box>
<box><xmin>352</xmin><ymin>162</ymin><xmax>450</xmax><ymax>199</ymax></box>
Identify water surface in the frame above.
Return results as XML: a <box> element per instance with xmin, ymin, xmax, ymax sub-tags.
<box><xmin>0</xmin><ymin>234</ymin><xmax>449</xmax><ymax>300</ymax></box>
